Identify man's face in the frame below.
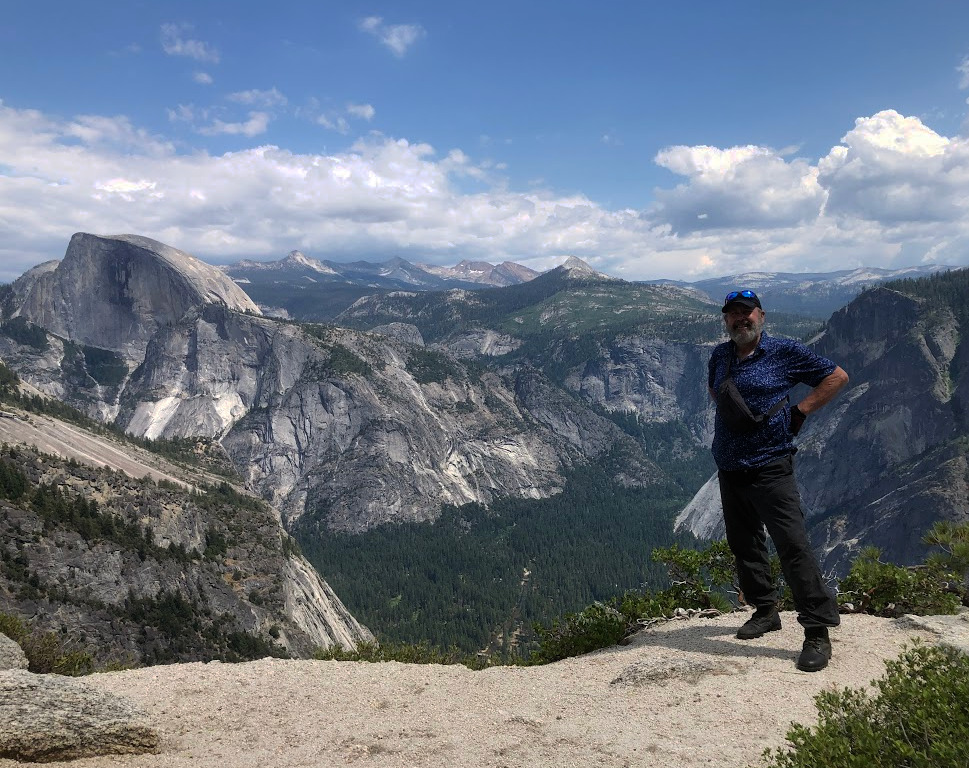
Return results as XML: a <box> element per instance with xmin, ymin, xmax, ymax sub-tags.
<box><xmin>724</xmin><ymin>305</ymin><xmax>765</xmax><ymax>346</ymax></box>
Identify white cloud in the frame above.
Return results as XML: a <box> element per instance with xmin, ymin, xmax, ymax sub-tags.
<box><xmin>3</xmin><ymin>103</ymin><xmax>969</xmax><ymax>284</ymax></box>
<box><xmin>193</xmin><ymin>72</ymin><xmax>214</xmax><ymax>85</ymax></box>
<box><xmin>818</xmin><ymin>110</ymin><xmax>965</xmax><ymax>223</ymax></box>
<box><xmin>316</xmin><ymin>103</ymin><xmax>376</xmax><ymax>134</ymax></box>
<box><xmin>358</xmin><ymin>16</ymin><xmax>425</xmax><ymax>57</ymax></box>
<box><xmin>197</xmin><ymin>111</ymin><xmax>271</xmax><ymax>137</ymax></box>
<box><xmin>317</xmin><ymin>114</ymin><xmax>350</xmax><ymax>134</ymax></box>
<box><xmin>650</xmin><ymin>144</ymin><xmax>825</xmax><ymax>232</ymax></box>
<box><xmin>959</xmin><ymin>56</ymin><xmax>969</xmax><ymax>90</ymax></box>
<box><xmin>227</xmin><ymin>88</ymin><xmax>288</xmax><ymax>108</ymax></box>
<box><xmin>160</xmin><ymin>23</ymin><xmax>219</xmax><ymax>64</ymax></box>
<box><xmin>347</xmin><ymin>103</ymin><xmax>376</xmax><ymax>121</ymax></box>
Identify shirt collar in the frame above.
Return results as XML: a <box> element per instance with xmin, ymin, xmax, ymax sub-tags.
<box><xmin>731</xmin><ymin>330</ymin><xmax>770</xmax><ymax>360</ymax></box>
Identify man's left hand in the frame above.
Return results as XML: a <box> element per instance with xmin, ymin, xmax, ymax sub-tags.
<box><xmin>790</xmin><ymin>405</ymin><xmax>806</xmax><ymax>436</ymax></box>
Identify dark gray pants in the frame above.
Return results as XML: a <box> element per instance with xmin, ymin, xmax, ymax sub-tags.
<box><xmin>718</xmin><ymin>455</ymin><xmax>840</xmax><ymax>630</ymax></box>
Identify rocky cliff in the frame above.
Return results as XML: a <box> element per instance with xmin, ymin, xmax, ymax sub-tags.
<box><xmin>675</xmin><ymin>284</ymin><xmax>969</xmax><ymax>573</ymax></box>
<box><xmin>13</xmin><ymin>234</ymin><xmax>259</xmax><ymax>364</ymax></box>
<box><xmin>0</xmin><ymin>439</ymin><xmax>371</xmax><ymax>663</ymax></box>
<box><xmin>1</xmin><ymin>235</ymin><xmax>659</xmax><ymax>537</ymax></box>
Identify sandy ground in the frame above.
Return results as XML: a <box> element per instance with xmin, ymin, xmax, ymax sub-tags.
<box><xmin>0</xmin><ymin>611</ymin><xmax>942</xmax><ymax>768</ymax></box>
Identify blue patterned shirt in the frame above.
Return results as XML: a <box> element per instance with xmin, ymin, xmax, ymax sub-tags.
<box><xmin>708</xmin><ymin>332</ymin><xmax>837</xmax><ymax>471</ymax></box>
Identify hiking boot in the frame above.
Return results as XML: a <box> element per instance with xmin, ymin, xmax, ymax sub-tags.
<box><xmin>736</xmin><ymin>608</ymin><xmax>782</xmax><ymax>639</ymax></box>
<box><xmin>796</xmin><ymin>636</ymin><xmax>832</xmax><ymax>672</ymax></box>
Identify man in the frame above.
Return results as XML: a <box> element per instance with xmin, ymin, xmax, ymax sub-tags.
<box><xmin>708</xmin><ymin>289</ymin><xmax>849</xmax><ymax>672</ymax></box>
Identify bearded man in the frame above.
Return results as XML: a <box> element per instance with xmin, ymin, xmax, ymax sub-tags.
<box><xmin>707</xmin><ymin>289</ymin><xmax>849</xmax><ymax>672</ymax></box>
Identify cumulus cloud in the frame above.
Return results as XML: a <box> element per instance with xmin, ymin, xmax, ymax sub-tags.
<box><xmin>650</xmin><ymin>145</ymin><xmax>825</xmax><ymax>233</ymax></box>
<box><xmin>3</xmin><ymin>102</ymin><xmax>969</xmax><ymax>284</ymax></box>
<box><xmin>818</xmin><ymin>110</ymin><xmax>964</xmax><ymax>223</ymax></box>
<box><xmin>193</xmin><ymin>71</ymin><xmax>214</xmax><ymax>85</ymax></box>
<box><xmin>160</xmin><ymin>23</ymin><xmax>220</xmax><ymax>64</ymax></box>
<box><xmin>359</xmin><ymin>16</ymin><xmax>425</xmax><ymax>57</ymax></box>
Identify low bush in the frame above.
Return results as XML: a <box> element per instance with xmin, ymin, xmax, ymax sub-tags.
<box><xmin>530</xmin><ymin>602</ymin><xmax>626</xmax><ymax>664</ymax></box>
<box><xmin>0</xmin><ymin>612</ymin><xmax>95</xmax><ymax>675</ymax></box>
<box><xmin>838</xmin><ymin>546</ymin><xmax>961</xmax><ymax>616</ymax></box>
<box><xmin>530</xmin><ymin>539</ymin><xmax>738</xmax><ymax>663</ymax></box>
<box><xmin>760</xmin><ymin>642</ymin><xmax>969</xmax><ymax>768</ymax></box>
<box><xmin>313</xmin><ymin>639</ymin><xmax>493</xmax><ymax>669</ymax></box>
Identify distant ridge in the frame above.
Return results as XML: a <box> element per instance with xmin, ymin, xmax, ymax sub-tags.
<box><xmin>651</xmin><ymin>264</ymin><xmax>954</xmax><ymax>318</ymax></box>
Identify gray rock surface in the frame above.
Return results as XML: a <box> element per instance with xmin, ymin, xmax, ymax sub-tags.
<box><xmin>898</xmin><ymin>608</ymin><xmax>969</xmax><ymax>656</ymax></box>
<box><xmin>13</xmin><ymin>233</ymin><xmax>259</xmax><ymax>364</ymax></box>
<box><xmin>0</xmin><ymin>669</ymin><xmax>159</xmax><ymax>762</ymax></box>
<box><xmin>0</xmin><ymin>636</ymin><xmax>27</xmax><ymax>672</ymax></box>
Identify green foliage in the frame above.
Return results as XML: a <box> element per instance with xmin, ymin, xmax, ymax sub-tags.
<box><xmin>0</xmin><ymin>361</ymin><xmax>18</xmax><ymax>393</ymax></box>
<box><xmin>530</xmin><ymin>602</ymin><xmax>627</xmax><ymax>664</ymax></box>
<box><xmin>297</xmin><ymin>463</ymin><xmax>699</xmax><ymax>656</ymax></box>
<box><xmin>27</xmin><ymin>480</ymin><xmax>194</xmax><ymax>563</ymax></box>
<box><xmin>924</xmin><ymin>520</ymin><xmax>969</xmax><ymax>603</ymax></box>
<box><xmin>327</xmin><ymin>343</ymin><xmax>372</xmax><ymax>376</ymax></box>
<box><xmin>838</xmin><ymin>546</ymin><xmax>961</xmax><ymax>617</ymax></box>
<box><xmin>883</xmin><ymin>266</ymin><xmax>969</xmax><ymax>327</ymax></box>
<box><xmin>531</xmin><ymin>539</ymin><xmax>737</xmax><ymax>663</ymax></box>
<box><xmin>760</xmin><ymin>642</ymin><xmax>969</xmax><ymax>768</ymax></box>
<box><xmin>654</xmin><ymin>540</ymin><xmax>737</xmax><ymax>611</ymax></box>
<box><xmin>0</xmin><ymin>458</ymin><xmax>27</xmax><ymax>500</ymax></box>
<box><xmin>0</xmin><ymin>316</ymin><xmax>49</xmax><ymax>350</ymax></box>
<box><xmin>313</xmin><ymin>639</ymin><xmax>493</xmax><ymax>669</ymax></box>
<box><xmin>0</xmin><ymin>612</ymin><xmax>95</xmax><ymax>675</ymax></box>
<box><xmin>405</xmin><ymin>346</ymin><xmax>460</xmax><ymax>384</ymax></box>
<box><xmin>121</xmin><ymin>591</ymin><xmax>289</xmax><ymax>664</ymax></box>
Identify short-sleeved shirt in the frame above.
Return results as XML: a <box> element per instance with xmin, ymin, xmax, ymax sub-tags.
<box><xmin>708</xmin><ymin>332</ymin><xmax>838</xmax><ymax>471</ymax></box>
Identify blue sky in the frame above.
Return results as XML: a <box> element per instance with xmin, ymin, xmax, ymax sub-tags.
<box><xmin>4</xmin><ymin>1</ymin><xmax>969</xmax><ymax>282</ymax></box>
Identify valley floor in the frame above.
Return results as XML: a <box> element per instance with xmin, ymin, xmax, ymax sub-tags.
<box><xmin>1</xmin><ymin>611</ymin><xmax>956</xmax><ymax>768</ymax></box>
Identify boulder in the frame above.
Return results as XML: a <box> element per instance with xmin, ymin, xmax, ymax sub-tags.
<box><xmin>0</xmin><ymin>634</ymin><xmax>27</xmax><ymax>671</ymax></box>
<box><xmin>0</xmin><ymin>669</ymin><xmax>160</xmax><ymax>761</ymax></box>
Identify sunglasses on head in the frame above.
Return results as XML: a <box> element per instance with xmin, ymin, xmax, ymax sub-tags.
<box><xmin>724</xmin><ymin>289</ymin><xmax>758</xmax><ymax>303</ymax></box>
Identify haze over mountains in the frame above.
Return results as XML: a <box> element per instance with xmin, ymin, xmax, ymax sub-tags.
<box><xmin>0</xmin><ymin>232</ymin><xmax>965</xmax><ymax>654</ymax></box>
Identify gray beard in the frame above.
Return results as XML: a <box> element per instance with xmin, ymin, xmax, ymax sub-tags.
<box><xmin>727</xmin><ymin>316</ymin><xmax>764</xmax><ymax>347</ymax></box>
<box><xmin>728</xmin><ymin>325</ymin><xmax>760</xmax><ymax>346</ymax></box>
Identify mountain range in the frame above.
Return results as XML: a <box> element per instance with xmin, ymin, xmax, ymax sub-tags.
<box><xmin>217</xmin><ymin>248</ymin><xmax>947</xmax><ymax>323</ymax></box>
<box><xmin>219</xmin><ymin>251</ymin><xmax>540</xmax><ymax>321</ymax></box>
<box><xmin>0</xmin><ymin>232</ymin><xmax>965</xmax><ymax>654</ymax></box>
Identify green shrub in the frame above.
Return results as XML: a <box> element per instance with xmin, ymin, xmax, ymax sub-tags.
<box><xmin>924</xmin><ymin>520</ymin><xmax>969</xmax><ymax>603</ymax></box>
<box><xmin>0</xmin><ymin>612</ymin><xmax>95</xmax><ymax>675</ymax></box>
<box><xmin>654</xmin><ymin>540</ymin><xmax>736</xmax><ymax>611</ymax></box>
<box><xmin>760</xmin><ymin>642</ymin><xmax>969</xmax><ymax>768</ymax></box>
<box><xmin>313</xmin><ymin>639</ymin><xmax>493</xmax><ymax>669</ymax></box>
<box><xmin>838</xmin><ymin>547</ymin><xmax>960</xmax><ymax>616</ymax></box>
<box><xmin>530</xmin><ymin>602</ymin><xmax>627</xmax><ymax>664</ymax></box>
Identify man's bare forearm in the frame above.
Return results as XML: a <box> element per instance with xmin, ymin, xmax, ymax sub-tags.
<box><xmin>797</xmin><ymin>366</ymin><xmax>849</xmax><ymax>415</ymax></box>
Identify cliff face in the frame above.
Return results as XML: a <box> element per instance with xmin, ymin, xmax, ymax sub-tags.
<box><xmin>13</xmin><ymin>233</ymin><xmax>259</xmax><ymax>364</ymax></box>
<box><xmin>115</xmin><ymin>306</ymin><xmax>655</xmax><ymax>531</ymax></box>
<box><xmin>5</xmin><ymin>233</ymin><xmax>966</xmax><ymax>581</ymax></box>
<box><xmin>1</xmin><ymin>234</ymin><xmax>658</xmax><ymax>538</ymax></box>
<box><xmin>0</xmin><ymin>444</ymin><xmax>372</xmax><ymax>663</ymax></box>
<box><xmin>797</xmin><ymin>287</ymin><xmax>969</xmax><ymax>570</ymax></box>
<box><xmin>675</xmin><ymin>286</ymin><xmax>969</xmax><ymax>573</ymax></box>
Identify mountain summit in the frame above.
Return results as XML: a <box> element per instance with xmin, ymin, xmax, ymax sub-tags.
<box><xmin>12</xmin><ymin>233</ymin><xmax>260</xmax><ymax>362</ymax></box>
<box><xmin>558</xmin><ymin>256</ymin><xmax>616</xmax><ymax>280</ymax></box>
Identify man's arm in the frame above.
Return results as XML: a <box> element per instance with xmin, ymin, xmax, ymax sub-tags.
<box><xmin>796</xmin><ymin>366</ymin><xmax>849</xmax><ymax>416</ymax></box>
